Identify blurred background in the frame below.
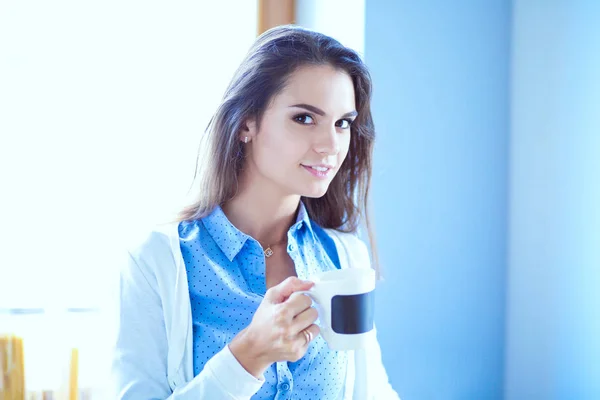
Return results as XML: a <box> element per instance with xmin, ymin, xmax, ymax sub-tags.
<box><xmin>0</xmin><ymin>0</ymin><xmax>598</xmax><ymax>399</ymax></box>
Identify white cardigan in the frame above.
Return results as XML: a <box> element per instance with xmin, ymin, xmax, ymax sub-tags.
<box><xmin>111</xmin><ymin>222</ymin><xmax>399</xmax><ymax>399</ymax></box>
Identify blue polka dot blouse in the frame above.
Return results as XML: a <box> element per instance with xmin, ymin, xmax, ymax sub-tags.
<box><xmin>179</xmin><ymin>202</ymin><xmax>349</xmax><ymax>399</ymax></box>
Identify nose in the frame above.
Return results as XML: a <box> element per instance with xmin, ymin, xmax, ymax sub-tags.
<box><xmin>313</xmin><ymin>124</ymin><xmax>340</xmax><ymax>155</ymax></box>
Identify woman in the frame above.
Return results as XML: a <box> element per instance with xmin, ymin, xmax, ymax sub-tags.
<box><xmin>112</xmin><ymin>25</ymin><xmax>399</xmax><ymax>399</ymax></box>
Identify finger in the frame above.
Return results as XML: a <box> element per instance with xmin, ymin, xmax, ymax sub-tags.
<box><xmin>291</xmin><ymin>306</ymin><xmax>318</xmax><ymax>333</ymax></box>
<box><xmin>266</xmin><ymin>276</ymin><xmax>314</xmax><ymax>303</ymax></box>
<box><xmin>284</xmin><ymin>292</ymin><xmax>313</xmax><ymax>316</ymax></box>
<box><xmin>298</xmin><ymin>323</ymin><xmax>320</xmax><ymax>346</ymax></box>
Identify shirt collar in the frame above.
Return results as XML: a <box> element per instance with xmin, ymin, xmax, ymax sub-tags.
<box><xmin>292</xmin><ymin>201</ymin><xmax>314</xmax><ymax>234</ymax></box>
<box><xmin>201</xmin><ymin>201</ymin><xmax>315</xmax><ymax>262</ymax></box>
<box><xmin>201</xmin><ymin>206</ymin><xmax>250</xmax><ymax>262</ymax></box>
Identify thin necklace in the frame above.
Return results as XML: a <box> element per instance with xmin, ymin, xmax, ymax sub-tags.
<box><xmin>260</xmin><ymin>237</ymin><xmax>287</xmax><ymax>258</ymax></box>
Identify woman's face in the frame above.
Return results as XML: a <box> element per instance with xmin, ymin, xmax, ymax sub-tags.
<box><xmin>244</xmin><ymin>64</ymin><xmax>356</xmax><ymax>199</ymax></box>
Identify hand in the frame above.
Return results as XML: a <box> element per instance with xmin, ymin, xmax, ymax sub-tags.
<box><xmin>229</xmin><ymin>276</ymin><xmax>320</xmax><ymax>378</ymax></box>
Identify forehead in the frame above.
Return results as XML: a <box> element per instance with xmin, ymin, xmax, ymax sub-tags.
<box><xmin>272</xmin><ymin>64</ymin><xmax>356</xmax><ymax>112</ymax></box>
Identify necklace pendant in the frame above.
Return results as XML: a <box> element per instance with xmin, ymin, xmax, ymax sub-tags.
<box><xmin>264</xmin><ymin>247</ymin><xmax>274</xmax><ymax>258</ymax></box>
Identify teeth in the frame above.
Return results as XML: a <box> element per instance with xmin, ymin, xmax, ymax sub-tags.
<box><xmin>310</xmin><ymin>166</ymin><xmax>328</xmax><ymax>171</ymax></box>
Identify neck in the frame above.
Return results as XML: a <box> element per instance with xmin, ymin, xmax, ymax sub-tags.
<box><xmin>222</xmin><ymin>170</ymin><xmax>300</xmax><ymax>247</ymax></box>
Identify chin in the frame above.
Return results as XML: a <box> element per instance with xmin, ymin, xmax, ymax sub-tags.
<box><xmin>299</xmin><ymin>184</ymin><xmax>330</xmax><ymax>199</ymax></box>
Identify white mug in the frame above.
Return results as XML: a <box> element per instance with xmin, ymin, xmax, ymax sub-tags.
<box><xmin>295</xmin><ymin>267</ymin><xmax>376</xmax><ymax>351</ymax></box>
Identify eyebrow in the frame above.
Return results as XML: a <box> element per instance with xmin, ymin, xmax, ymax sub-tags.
<box><xmin>289</xmin><ymin>103</ymin><xmax>358</xmax><ymax>119</ymax></box>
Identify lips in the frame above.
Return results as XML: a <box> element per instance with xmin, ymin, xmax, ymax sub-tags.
<box><xmin>301</xmin><ymin>163</ymin><xmax>335</xmax><ymax>170</ymax></box>
<box><xmin>305</xmin><ymin>165</ymin><xmax>329</xmax><ymax>172</ymax></box>
<box><xmin>301</xmin><ymin>164</ymin><xmax>334</xmax><ymax>178</ymax></box>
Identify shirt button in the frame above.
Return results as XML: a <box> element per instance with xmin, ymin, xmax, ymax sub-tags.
<box><xmin>288</xmin><ymin>244</ymin><xmax>295</xmax><ymax>252</ymax></box>
<box><xmin>280</xmin><ymin>382</ymin><xmax>290</xmax><ymax>391</ymax></box>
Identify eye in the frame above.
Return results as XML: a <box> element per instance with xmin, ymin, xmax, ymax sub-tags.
<box><xmin>335</xmin><ymin>119</ymin><xmax>354</xmax><ymax>129</ymax></box>
<box><xmin>293</xmin><ymin>114</ymin><xmax>315</xmax><ymax>125</ymax></box>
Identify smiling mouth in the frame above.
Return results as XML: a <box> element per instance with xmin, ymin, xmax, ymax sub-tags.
<box><xmin>301</xmin><ymin>164</ymin><xmax>333</xmax><ymax>178</ymax></box>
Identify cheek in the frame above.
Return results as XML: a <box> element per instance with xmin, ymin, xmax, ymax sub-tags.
<box><xmin>254</xmin><ymin>144</ymin><xmax>299</xmax><ymax>171</ymax></box>
<box><xmin>338</xmin><ymin>134</ymin><xmax>352</xmax><ymax>162</ymax></box>
<box><xmin>252</xmin><ymin>127</ymin><xmax>306</xmax><ymax>170</ymax></box>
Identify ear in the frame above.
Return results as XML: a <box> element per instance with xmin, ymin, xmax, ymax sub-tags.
<box><xmin>240</xmin><ymin>117</ymin><xmax>257</xmax><ymax>143</ymax></box>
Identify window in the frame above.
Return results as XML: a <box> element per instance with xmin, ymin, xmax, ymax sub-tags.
<box><xmin>0</xmin><ymin>1</ymin><xmax>257</xmax><ymax>393</ymax></box>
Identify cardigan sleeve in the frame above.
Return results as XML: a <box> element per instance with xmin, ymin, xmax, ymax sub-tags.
<box><xmin>329</xmin><ymin>230</ymin><xmax>401</xmax><ymax>400</ymax></box>
<box><xmin>110</xmin><ymin>249</ymin><xmax>264</xmax><ymax>400</ymax></box>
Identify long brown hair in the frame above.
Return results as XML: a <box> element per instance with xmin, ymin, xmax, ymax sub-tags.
<box><xmin>178</xmin><ymin>25</ymin><xmax>378</xmax><ymax>270</ymax></box>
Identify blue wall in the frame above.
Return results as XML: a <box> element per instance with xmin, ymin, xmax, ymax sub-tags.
<box><xmin>505</xmin><ymin>1</ymin><xmax>600</xmax><ymax>399</ymax></box>
<box><xmin>365</xmin><ymin>1</ymin><xmax>511</xmax><ymax>398</ymax></box>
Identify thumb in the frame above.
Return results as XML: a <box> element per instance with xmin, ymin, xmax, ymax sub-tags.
<box><xmin>266</xmin><ymin>276</ymin><xmax>314</xmax><ymax>303</ymax></box>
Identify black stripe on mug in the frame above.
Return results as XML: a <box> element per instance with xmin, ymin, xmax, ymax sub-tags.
<box><xmin>330</xmin><ymin>290</ymin><xmax>375</xmax><ymax>334</ymax></box>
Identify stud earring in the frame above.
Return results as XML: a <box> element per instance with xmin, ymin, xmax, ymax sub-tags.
<box><xmin>243</xmin><ymin>137</ymin><xmax>249</xmax><ymax>143</ymax></box>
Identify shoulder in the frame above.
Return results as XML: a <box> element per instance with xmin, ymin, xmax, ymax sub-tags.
<box><xmin>122</xmin><ymin>222</ymin><xmax>181</xmax><ymax>280</ymax></box>
<box><xmin>323</xmin><ymin>228</ymin><xmax>371</xmax><ymax>269</ymax></box>
<box><xmin>325</xmin><ymin>229</ymin><xmax>364</xmax><ymax>248</ymax></box>
<box><xmin>126</xmin><ymin>222</ymin><xmax>179</xmax><ymax>258</ymax></box>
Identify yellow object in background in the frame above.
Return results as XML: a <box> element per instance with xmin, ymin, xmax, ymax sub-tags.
<box><xmin>0</xmin><ymin>335</ymin><xmax>26</xmax><ymax>400</ymax></box>
<box><xmin>68</xmin><ymin>349</ymin><xmax>78</xmax><ymax>400</ymax></box>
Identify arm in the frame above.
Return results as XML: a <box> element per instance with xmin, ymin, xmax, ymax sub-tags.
<box><xmin>111</xmin><ymin>251</ymin><xmax>264</xmax><ymax>400</ymax></box>
<box><xmin>331</xmin><ymin>231</ymin><xmax>400</xmax><ymax>399</ymax></box>
<box><xmin>366</xmin><ymin>325</ymin><xmax>401</xmax><ymax>400</ymax></box>
<box><xmin>353</xmin><ymin>239</ymin><xmax>400</xmax><ymax>400</ymax></box>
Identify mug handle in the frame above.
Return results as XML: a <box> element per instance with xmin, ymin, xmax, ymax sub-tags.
<box><xmin>289</xmin><ymin>290</ymin><xmax>325</xmax><ymax>327</ymax></box>
<box><xmin>289</xmin><ymin>289</ymin><xmax>317</xmax><ymax>303</ymax></box>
